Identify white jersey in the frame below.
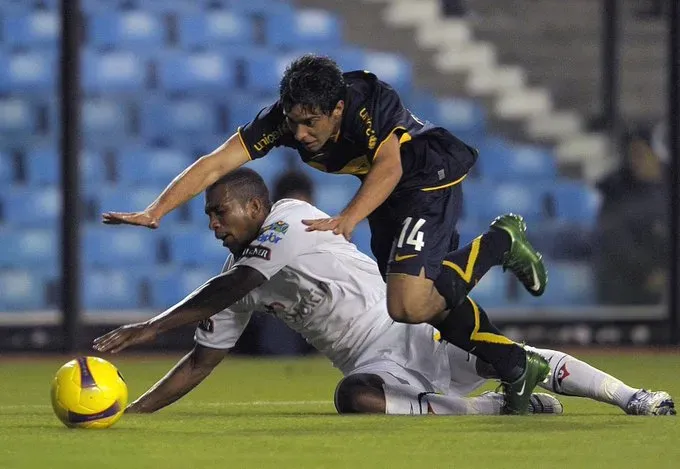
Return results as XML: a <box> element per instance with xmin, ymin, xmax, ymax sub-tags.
<box><xmin>195</xmin><ymin>199</ymin><xmax>446</xmax><ymax>376</ymax></box>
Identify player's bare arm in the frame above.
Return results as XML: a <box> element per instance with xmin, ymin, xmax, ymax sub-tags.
<box><xmin>102</xmin><ymin>133</ymin><xmax>251</xmax><ymax>228</ymax></box>
<box><xmin>93</xmin><ymin>266</ymin><xmax>265</xmax><ymax>353</ymax></box>
<box><xmin>303</xmin><ymin>133</ymin><xmax>402</xmax><ymax>239</ymax></box>
<box><xmin>127</xmin><ymin>345</ymin><xmax>228</xmax><ymax>414</ymax></box>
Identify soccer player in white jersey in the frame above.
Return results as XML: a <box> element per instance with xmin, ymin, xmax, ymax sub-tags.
<box><xmin>93</xmin><ymin>169</ymin><xmax>675</xmax><ymax>416</ymax></box>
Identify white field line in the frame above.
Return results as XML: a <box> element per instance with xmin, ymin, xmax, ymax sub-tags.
<box><xmin>1</xmin><ymin>400</ymin><xmax>333</xmax><ymax>411</ymax></box>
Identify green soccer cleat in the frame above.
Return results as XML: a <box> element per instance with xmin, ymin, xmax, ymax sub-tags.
<box><xmin>501</xmin><ymin>350</ymin><xmax>552</xmax><ymax>415</ymax></box>
<box><xmin>490</xmin><ymin>213</ymin><xmax>548</xmax><ymax>297</ymax></box>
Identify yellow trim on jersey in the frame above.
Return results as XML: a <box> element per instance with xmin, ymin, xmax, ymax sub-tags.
<box><xmin>373</xmin><ymin>126</ymin><xmax>407</xmax><ymax>160</ymax></box>
<box><xmin>236</xmin><ymin>127</ymin><xmax>253</xmax><ymax>161</ymax></box>
<box><xmin>441</xmin><ymin>236</ymin><xmax>481</xmax><ymax>283</ymax></box>
<box><xmin>399</xmin><ymin>132</ymin><xmax>412</xmax><ymax>144</ymax></box>
<box><xmin>420</xmin><ymin>173</ymin><xmax>468</xmax><ymax>192</ymax></box>
<box><xmin>468</xmin><ymin>297</ymin><xmax>515</xmax><ymax>345</ymax></box>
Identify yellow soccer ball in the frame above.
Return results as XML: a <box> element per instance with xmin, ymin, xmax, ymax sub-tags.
<box><xmin>50</xmin><ymin>356</ymin><xmax>128</xmax><ymax>429</ymax></box>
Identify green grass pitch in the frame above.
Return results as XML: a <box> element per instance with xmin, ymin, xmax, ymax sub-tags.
<box><xmin>1</xmin><ymin>351</ymin><xmax>679</xmax><ymax>469</ymax></box>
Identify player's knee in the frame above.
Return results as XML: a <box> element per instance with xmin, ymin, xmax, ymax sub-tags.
<box><xmin>334</xmin><ymin>374</ymin><xmax>386</xmax><ymax>414</ymax></box>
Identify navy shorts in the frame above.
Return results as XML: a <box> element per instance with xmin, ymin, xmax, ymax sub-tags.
<box><xmin>368</xmin><ymin>183</ymin><xmax>463</xmax><ymax>281</ymax></box>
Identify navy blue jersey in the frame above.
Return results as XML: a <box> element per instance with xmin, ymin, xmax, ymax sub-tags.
<box><xmin>238</xmin><ymin>71</ymin><xmax>478</xmax><ymax>192</ymax></box>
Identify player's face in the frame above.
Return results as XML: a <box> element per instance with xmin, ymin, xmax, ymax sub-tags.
<box><xmin>205</xmin><ymin>188</ymin><xmax>263</xmax><ymax>255</ymax></box>
<box><xmin>285</xmin><ymin>101</ymin><xmax>344</xmax><ymax>152</ymax></box>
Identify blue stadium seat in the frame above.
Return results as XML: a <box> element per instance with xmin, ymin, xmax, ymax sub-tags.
<box><xmin>178</xmin><ymin>11</ymin><xmax>255</xmax><ymax>49</ymax></box>
<box><xmin>0</xmin><ymin>51</ymin><xmax>56</xmax><ymax>94</ymax></box>
<box><xmin>83</xmin><ymin>99</ymin><xmax>131</xmax><ymax>145</ymax></box>
<box><xmin>116</xmin><ymin>147</ymin><xmax>192</xmax><ymax>185</ymax></box>
<box><xmin>314</xmin><ymin>178</ymin><xmax>361</xmax><ymax>216</ymax></box>
<box><xmin>82</xmin><ymin>50</ymin><xmax>147</xmax><ymax>94</ymax></box>
<box><xmin>550</xmin><ymin>181</ymin><xmax>601</xmax><ymax>228</ymax></box>
<box><xmin>157</xmin><ymin>52</ymin><xmax>236</xmax><ymax>94</ymax></box>
<box><xmin>88</xmin><ymin>11</ymin><xmax>165</xmax><ymax>49</ymax></box>
<box><xmin>0</xmin><ymin>152</ymin><xmax>15</xmax><ymax>183</ymax></box>
<box><xmin>469</xmin><ymin>269</ymin><xmax>507</xmax><ymax>308</ymax></box>
<box><xmin>83</xmin><ymin>226</ymin><xmax>158</xmax><ymax>267</ymax></box>
<box><xmin>227</xmin><ymin>0</ymin><xmax>295</xmax><ymax>17</ymax></box>
<box><xmin>477</xmin><ymin>142</ymin><xmax>557</xmax><ymax>181</ymax></box>
<box><xmin>166</xmin><ymin>228</ymin><xmax>231</xmax><ymax>268</ymax></box>
<box><xmin>266</xmin><ymin>9</ymin><xmax>342</xmax><ymax>48</ymax></box>
<box><xmin>362</xmin><ymin>52</ymin><xmax>413</xmax><ymax>93</ymax></box>
<box><xmin>242</xmin><ymin>151</ymin><xmax>293</xmax><ymax>187</ymax></box>
<box><xmin>462</xmin><ymin>181</ymin><xmax>546</xmax><ymax>223</ymax></box>
<box><xmin>82</xmin><ymin>268</ymin><xmax>143</xmax><ymax>310</ymax></box>
<box><xmin>139</xmin><ymin>98</ymin><xmax>220</xmax><ymax>143</ymax></box>
<box><xmin>0</xmin><ymin>270</ymin><xmax>47</xmax><ymax>310</ymax></box>
<box><xmin>432</xmin><ymin>98</ymin><xmax>486</xmax><ymax>136</ymax></box>
<box><xmin>2</xmin><ymin>11</ymin><xmax>60</xmax><ymax>49</ymax></box>
<box><xmin>149</xmin><ymin>267</ymin><xmax>220</xmax><ymax>308</ymax></box>
<box><xmin>24</xmin><ymin>148</ymin><xmax>107</xmax><ymax>186</ymax></box>
<box><xmin>226</xmin><ymin>93</ymin><xmax>278</xmax><ymax>129</ymax></box>
<box><xmin>351</xmin><ymin>220</ymin><xmax>373</xmax><ymax>258</ymax></box>
<box><xmin>2</xmin><ymin>186</ymin><xmax>61</xmax><ymax>226</ymax></box>
<box><xmin>0</xmin><ymin>229</ymin><xmax>57</xmax><ymax>268</ymax></box>
<box><xmin>518</xmin><ymin>261</ymin><xmax>596</xmax><ymax>306</ymax></box>
<box><xmin>0</xmin><ymin>99</ymin><xmax>38</xmax><ymax>136</ymax></box>
<box><xmin>96</xmin><ymin>185</ymin><xmax>184</xmax><ymax>224</ymax></box>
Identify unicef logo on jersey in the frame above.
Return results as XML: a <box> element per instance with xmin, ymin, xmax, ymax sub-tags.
<box><xmin>257</xmin><ymin>231</ymin><xmax>283</xmax><ymax>244</ymax></box>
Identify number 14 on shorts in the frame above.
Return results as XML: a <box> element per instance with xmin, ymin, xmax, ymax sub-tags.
<box><xmin>397</xmin><ymin>217</ymin><xmax>426</xmax><ymax>252</ymax></box>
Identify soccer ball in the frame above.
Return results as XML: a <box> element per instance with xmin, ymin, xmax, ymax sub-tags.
<box><xmin>50</xmin><ymin>356</ymin><xmax>128</xmax><ymax>429</ymax></box>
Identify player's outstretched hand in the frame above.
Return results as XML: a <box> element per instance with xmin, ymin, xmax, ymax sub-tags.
<box><xmin>302</xmin><ymin>215</ymin><xmax>356</xmax><ymax>241</ymax></box>
<box><xmin>92</xmin><ymin>322</ymin><xmax>158</xmax><ymax>354</ymax></box>
<box><xmin>102</xmin><ymin>210</ymin><xmax>160</xmax><ymax>229</ymax></box>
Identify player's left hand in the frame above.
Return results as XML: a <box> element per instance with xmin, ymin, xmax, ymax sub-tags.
<box><xmin>92</xmin><ymin>322</ymin><xmax>158</xmax><ymax>354</ymax></box>
<box><xmin>302</xmin><ymin>215</ymin><xmax>356</xmax><ymax>241</ymax></box>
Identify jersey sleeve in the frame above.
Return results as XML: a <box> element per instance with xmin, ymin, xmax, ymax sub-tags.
<box><xmin>194</xmin><ymin>306</ymin><xmax>253</xmax><ymax>350</ymax></box>
<box><xmin>237</xmin><ymin>100</ymin><xmax>290</xmax><ymax>160</ymax></box>
<box><xmin>363</xmin><ymin>82</ymin><xmax>412</xmax><ymax>160</ymax></box>
<box><xmin>232</xmin><ymin>203</ymin><xmax>319</xmax><ymax>279</ymax></box>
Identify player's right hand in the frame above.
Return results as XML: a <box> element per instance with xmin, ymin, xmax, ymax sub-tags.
<box><xmin>92</xmin><ymin>322</ymin><xmax>158</xmax><ymax>354</ymax></box>
<box><xmin>102</xmin><ymin>210</ymin><xmax>160</xmax><ymax>229</ymax></box>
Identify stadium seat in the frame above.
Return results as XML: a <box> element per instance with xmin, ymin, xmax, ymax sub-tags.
<box><xmin>227</xmin><ymin>0</ymin><xmax>295</xmax><ymax>17</ymax></box>
<box><xmin>2</xmin><ymin>10</ymin><xmax>60</xmax><ymax>49</ymax></box>
<box><xmin>0</xmin><ymin>229</ymin><xmax>57</xmax><ymax>268</ymax></box>
<box><xmin>469</xmin><ymin>268</ymin><xmax>507</xmax><ymax>308</ymax></box>
<box><xmin>433</xmin><ymin>98</ymin><xmax>486</xmax><ymax>137</ymax></box>
<box><xmin>2</xmin><ymin>186</ymin><xmax>61</xmax><ymax>226</ymax></box>
<box><xmin>266</xmin><ymin>9</ymin><xmax>342</xmax><ymax>49</ymax></box>
<box><xmin>0</xmin><ymin>51</ymin><xmax>57</xmax><ymax>94</ymax></box>
<box><xmin>242</xmin><ymin>151</ymin><xmax>294</xmax><ymax>187</ymax></box>
<box><xmin>0</xmin><ymin>269</ymin><xmax>47</xmax><ymax>310</ymax></box>
<box><xmin>82</xmin><ymin>269</ymin><xmax>144</xmax><ymax>310</ymax></box>
<box><xmin>351</xmin><ymin>220</ymin><xmax>373</xmax><ymax>258</ymax></box>
<box><xmin>88</xmin><ymin>11</ymin><xmax>165</xmax><ymax>49</ymax></box>
<box><xmin>178</xmin><ymin>11</ymin><xmax>255</xmax><ymax>49</ymax></box>
<box><xmin>157</xmin><ymin>52</ymin><xmax>236</xmax><ymax>95</ymax></box>
<box><xmin>550</xmin><ymin>181</ymin><xmax>602</xmax><ymax>228</ymax></box>
<box><xmin>362</xmin><ymin>52</ymin><xmax>413</xmax><ymax>93</ymax></box>
<box><xmin>82</xmin><ymin>50</ymin><xmax>147</xmax><ymax>94</ymax></box>
<box><xmin>0</xmin><ymin>99</ymin><xmax>38</xmax><ymax>136</ymax></box>
<box><xmin>116</xmin><ymin>147</ymin><xmax>192</xmax><ymax>185</ymax></box>
<box><xmin>83</xmin><ymin>226</ymin><xmax>158</xmax><ymax>267</ymax></box>
<box><xmin>139</xmin><ymin>98</ymin><xmax>220</xmax><ymax>144</ymax></box>
<box><xmin>149</xmin><ymin>267</ymin><xmax>220</xmax><ymax>308</ymax></box>
<box><xmin>314</xmin><ymin>178</ymin><xmax>361</xmax><ymax>216</ymax></box>
<box><xmin>96</xmin><ymin>185</ymin><xmax>185</xmax><ymax>224</ymax></box>
<box><xmin>84</xmin><ymin>99</ymin><xmax>132</xmax><ymax>145</ymax></box>
<box><xmin>518</xmin><ymin>261</ymin><xmax>596</xmax><ymax>306</ymax></box>
<box><xmin>23</xmin><ymin>148</ymin><xmax>107</xmax><ymax>186</ymax></box>
<box><xmin>166</xmin><ymin>228</ymin><xmax>231</xmax><ymax>268</ymax></box>
<box><xmin>0</xmin><ymin>152</ymin><xmax>15</xmax><ymax>183</ymax></box>
<box><xmin>462</xmin><ymin>181</ymin><xmax>547</xmax><ymax>223</ymax></box>
<box><xmin>225</xmin><ymin>93</ymin><xmax>278</xmax><ymax>130</ymax></box>
<box><xmin>477</xmin><ymin>141</ymin><xmax>557</xmax><ymax>181</ymax></box>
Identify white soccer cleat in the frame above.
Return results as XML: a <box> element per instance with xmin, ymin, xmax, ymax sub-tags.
<box><xmin>625</xmin><ymin>389</ymin><xmax>676</xmax><ymax>416</ymax></box>
<box><xmin>482</xmin><ymin>391</ymin><xmax>564</xmax><ymax>415</ymax></box>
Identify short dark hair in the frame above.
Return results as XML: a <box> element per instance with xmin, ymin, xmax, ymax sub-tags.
<box><xmin>279</xmin><ymin>54</ymin><xmax>346</xmax><ymax>115</ymax></box>
<box><xmin>273</xmin><ymin>170</ymin><xmax>315</xmax><ymax>202</ymax></box>
<box><xmin>209</xmin><ymin>168</ymin><xmax>272</xmax><ymax>211</ymax></box>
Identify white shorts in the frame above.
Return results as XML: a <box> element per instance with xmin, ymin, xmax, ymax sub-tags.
<box><xmin>343</xmin><ymin>323</ymin><xmax>489</xmax><ymax>397</ymax></box>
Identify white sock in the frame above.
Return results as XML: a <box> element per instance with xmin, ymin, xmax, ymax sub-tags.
<box><xmin>383</xmin><ymin>382</ymin><xmax>503</xmax><ymax>415</ymax></box>
<box><xmin>526</xmin><ymin>346</ymin><xmax>638</xmax><ymax>410</ymax></box>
